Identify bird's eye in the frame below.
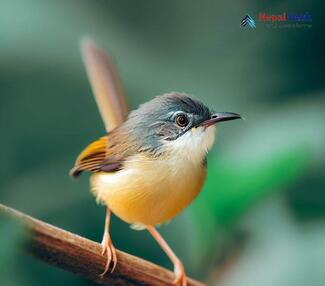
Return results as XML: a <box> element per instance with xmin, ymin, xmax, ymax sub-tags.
<box><xmin>175</xmin><ymin>114</ymin><xmax>189</xmax><ymax>127</ymax></box>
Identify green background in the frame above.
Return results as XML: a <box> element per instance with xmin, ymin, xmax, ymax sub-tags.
<box><xmin>1</xmin><ymin>1</ymin><xmax>324</xmax><ymax>285</ymax></box>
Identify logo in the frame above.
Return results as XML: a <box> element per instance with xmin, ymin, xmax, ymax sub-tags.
<box><xmin>259</xmin><ymin>12</ymin><xmax>312</xmax><ymax>28</ymax></box>
<box><xmin>241</xmin><ymin>15</ymin><xmax>256</xmax><ymax>28</ymax></box>
<box><xmin>241</xmin><ymin>12</ymin><xmax>312</xmax><ymax>29</ymax></box>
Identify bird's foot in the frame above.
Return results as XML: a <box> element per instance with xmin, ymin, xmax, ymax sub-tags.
<box><xmin>173</xmin><ymin>260</ymin><xmax>187</xmax><ymax>286</ymax></box>
<box><xmin>99</xmin><ymin>234</ymin><xmax>117</xmax><ymax>277</ymax></box>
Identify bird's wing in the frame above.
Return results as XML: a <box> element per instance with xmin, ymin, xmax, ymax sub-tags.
<box><xmin>71</xmin><ymin>39</ymin><xmax>130</xmax><ymax>177</ymax></box>
<box><xmin>81</xmin><ymin>38</ymin><xmax>128</xmax><ymax>132</ymax></box>
<box><xmin>70</xmin><ymin>136</ymin><xmax>108</xmax><ymax>177</ymax></box>
<box><xmin>70</xmin><ymin>136</ymin><xmax>125</xmax><ymax>177</ymax></box>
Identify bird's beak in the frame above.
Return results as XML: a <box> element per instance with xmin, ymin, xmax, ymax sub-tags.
<box><xmin>200</xmin><ymin>112</ymin><xmax>242</xmax><ymax>127</ymax></box>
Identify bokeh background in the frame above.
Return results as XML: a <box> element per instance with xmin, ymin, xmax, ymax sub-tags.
<box><xmin>1</xmin><ymin>1</ymin><xmax>324</xmax><ymax>285</ymax></box>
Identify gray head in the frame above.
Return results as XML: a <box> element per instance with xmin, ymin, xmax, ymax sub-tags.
<box><xmin>122</xmin><ymin>92</ymin><xmax>240</xmax><ymax>155</ymax></box>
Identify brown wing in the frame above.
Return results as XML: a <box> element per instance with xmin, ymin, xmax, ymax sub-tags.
<box><xmin>70</xmin><ymin>136</ymin><xmax>106</xmax><ymax>177</ymax></box>
<box><xmin>70</xmin><ymin>136</ymin><xmax>123</xmax><ymax>178</ymax></box>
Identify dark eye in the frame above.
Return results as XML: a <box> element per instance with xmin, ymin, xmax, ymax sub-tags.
<box><xmin>175</xmin><ymin>114</ymin><xmax>189</xmax><ymax>127</ymax></box>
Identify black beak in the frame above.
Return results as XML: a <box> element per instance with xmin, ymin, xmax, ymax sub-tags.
<box><xmin>200</xmin><ymin>112</ymin><xmax>242</xmax><ymax>127</ymax></box>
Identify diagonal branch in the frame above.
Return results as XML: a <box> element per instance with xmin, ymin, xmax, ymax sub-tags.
<box><xmin>0</xmin><ymin>203</ymin><xmax>205</xmax><ymax>286</ymax></box>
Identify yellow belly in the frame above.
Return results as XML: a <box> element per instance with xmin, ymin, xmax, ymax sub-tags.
<box><xmin>90</xmin><ymin>154</ymin><xmax>206</xmax><ymax>226</ymax></box>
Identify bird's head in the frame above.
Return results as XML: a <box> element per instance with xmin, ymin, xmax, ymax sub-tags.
<box><xmin>124</xmin><ymin>92</ymin><xmax>241</xmax><ymax>161</ymax></box>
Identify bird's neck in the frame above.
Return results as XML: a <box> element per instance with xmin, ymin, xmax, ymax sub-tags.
<box><xmin>161</xmin><ymin>126</ymin><xmax>216</xmax><ymax>166</ymax></box>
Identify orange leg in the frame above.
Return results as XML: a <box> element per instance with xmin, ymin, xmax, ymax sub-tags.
<box><xmin>147</xmin><ymin>226</ymin><xmax>187</xmax><ymax>286</ymax></box>
<box><xmin>99</xmin><ymin>208</ymin><xmax>117</xmax><ymax>277</ymax></box>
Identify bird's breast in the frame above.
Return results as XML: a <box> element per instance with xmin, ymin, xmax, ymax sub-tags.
<box><xmin>90</xmin><ymin>153</ymin><xmax>206</xmax><ymax>227</ymax></box>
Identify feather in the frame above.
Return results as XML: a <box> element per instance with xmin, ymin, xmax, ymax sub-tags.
<box><xmin>71</xmin><ymin>39</ymin><xmax>131</xmax><ymax>178</ymax></box>
<box><xmin>70</xmin><ymin>131</ymin><xmax>136</xmax><ymax>177</ymax></box>
<box><xmin>81</xmin><ymin>38</ymin><xmax>128</xmax><ymax>132</ymax></box>
<box><xmin>70</xmin><ymin>137</ymin><xmax>108</xmax><ymax>177</ymax></box>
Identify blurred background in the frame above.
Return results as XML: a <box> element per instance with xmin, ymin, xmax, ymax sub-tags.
<box><xmin>1</xmin><ymin>1</ymin><xmax>324</xmax><ymax>285</ymax></box>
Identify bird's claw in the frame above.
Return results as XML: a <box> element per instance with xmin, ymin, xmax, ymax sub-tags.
<box><xmin>173</xmin><ymin>260</ymin><xmax>187</xmax><ymax>286</ymax></box>
<box><xmin>99</xmin><ymin>235</ymin><xmax>117</xmax><ymax>277</ymax></box>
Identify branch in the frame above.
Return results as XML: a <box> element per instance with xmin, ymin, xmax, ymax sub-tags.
<box><xmin>0</xmin><ymin>203</ymin><xmax>204</xmax><ymax>286</ymax></box>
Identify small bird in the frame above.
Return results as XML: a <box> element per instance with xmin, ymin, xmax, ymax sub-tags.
<box><xmin>71</xmin><ymin>38</ymin><xmax>241</xmax><ymax>286</ymax></box>
<box><xmin>71</xmin><ymin>91</ymin><xmax>241</xmax><ymax>285</ymax></box>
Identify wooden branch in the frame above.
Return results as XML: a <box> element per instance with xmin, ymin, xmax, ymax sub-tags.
<box><xmin>0</xmin><ymin>203</ymin><xmax>204</xmax><ymax>286</ymax></box>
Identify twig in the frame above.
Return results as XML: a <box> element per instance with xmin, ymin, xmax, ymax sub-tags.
<box><xmin>0</xmin><ymin>203</ymin><xmax>205</xmax><ymax>286</ymax></box>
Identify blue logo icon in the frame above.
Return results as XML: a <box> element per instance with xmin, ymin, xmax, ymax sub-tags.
<box><xmin>241</xmin><ymin>15</ymin><xmax>256</xmax><ymax>28</ymax></box>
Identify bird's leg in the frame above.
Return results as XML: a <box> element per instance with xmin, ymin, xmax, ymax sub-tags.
<box><xmin>147</xmin><ymin>226</ymin><xmax>187</xmax><ymax>286</ymax></box>
<box><xmin>100</xmin><ymin>208</ymin><xmax>117</xmax><ymax>276</ymax></box>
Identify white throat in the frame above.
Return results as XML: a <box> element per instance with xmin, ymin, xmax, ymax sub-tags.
<box><xmin>163</xmin><ymin>126</ymin><xmax>216</xmax><ymax>164</ymax></box>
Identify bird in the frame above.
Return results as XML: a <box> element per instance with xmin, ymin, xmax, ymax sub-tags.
<box><xmin>71</xmin><ymin>39</ymin><xmax>241</xmax><ymax>286</ymax></box>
